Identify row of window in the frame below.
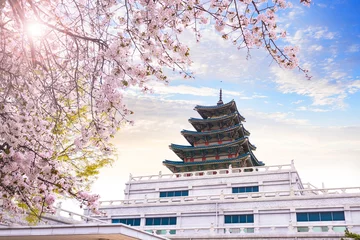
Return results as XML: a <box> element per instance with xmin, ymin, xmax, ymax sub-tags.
<box><xmin>225</xmin><ymin>214</ymin><xmax>254</xmax><ymax>223</ymax></box>
<box><xmin>232</xmin><ymin>186</ymin><xmax>259</xmax><ymax>193</ymax></box>
<box><xmin>146</xmin><ymin>217</ymin><xmax>177</xmax><ymax>226</ymax></box>
<box><xmin>112</xmin><ymin>217</ymin><xmax>177</xmax><ymax>226</ymax></box>
<box><xmin>111</xmin><ymin>218</ymin><xmax>140</xmax><ymax>226</ymax></box>
<box><xmin>159</xmin><ymin>187</ymin><xmax>258</xmax><ymax>198</ymax></box>
<box><xmin>296</xmin><ymin>211</ymin><xmax>345</xmax><ymax>222</ymax></box>
<box><xmin>112</xmin><ymin>211</ymin><xmax>346</xmax><ymax>227</ymax></box>
<box><xmin>160</xmin><ymin>190</ymin><xmax>188</xmax><ymax>198</ymax></box>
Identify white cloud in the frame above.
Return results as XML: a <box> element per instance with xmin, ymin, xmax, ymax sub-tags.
<box><xmin>153</xmin><ymin>84</ymin><xmax>236</xmax><ymax>97</ymax></box>
<box><xmin>297</xmin><ymin>106</ymin><xmax>307</xmax><ymax>111</ymax></box>
<box><xmin>292</xmin><ymin>100</ymin><xmax>304</xmax><ymax>104</ymax></box>
<box><xmin>239</xmin><ymin>94</ymin><xmax>268</xmax><ymax>100</ymax></box>
<box><xmin>285</xmin><ymin>26</ymin><xmax>336</xmax><ymax>47</ymax></box>
<box><xmin>308</xmin><ymin>44</ymin><xmax>323</xmax><ymax>52</ymax></box>
<box><xmin>317</xmin><ymin>3</ymin><xmax>327</xmax><ymax>8</ymax></box>
<box><xmin>270</xmin><ymin>67</ymin><xmax>360</xmax><ymax>109</ymax></box>
<box><xmin>311</xmin><ymin>27</ymin><xmax>336</xmax><ymax>40</ymax></box>
<box><xmin>176</xmin><ymin>26</ymin><xmax>275</xmax><ymax>84</ymax></box>
<box><xmin>123</xmin><ymin>82</ymin><xmax>271</xmax><ymax>104</ymax></box>
<box><xmin>348</xmin><ymin>80</ymin><xmax>360</xmax><ymax>94</ymax></box>
<box><xmin>285</xmin><ymin>29</ymin><xmax>304</xmax><ymax>45</ymax></box>
<box><xmin>310</xmin><ymin>108</ymin><xmax>330</xmax><ymax>112</ymax></box>
<box><xmin>330</xmin><ymin>71</ymin><xmax>347</xmax><ymax>80</ymax></box>
<box><xmin>246</xmin><ymin>109</ymin><xmax>309</xmax><ymax>125</ymax></box>
<box><xmin>296</xmin><ymin>106</ymin><xmax>330</xmax><ymax>112</ymax></box>
<box><xmin>347</xmin><ymin>44</ymin><xmax>360</xmax><ymax>53</ymax></box>
<box><xmin>123</xmin><ymin>82</ymin><xmax>243</xmax><ymax>98</ymax></box>
<box><xmin>285</xmin><ymin>6</ymin><xmax>305</xmax><ymax>20</ymax></box>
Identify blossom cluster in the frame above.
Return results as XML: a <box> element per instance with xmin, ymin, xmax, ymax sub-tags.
<box><xmin>0</xmin><ymin>0</ymin><xmax>310</xmax><ymax>224</ymax></box>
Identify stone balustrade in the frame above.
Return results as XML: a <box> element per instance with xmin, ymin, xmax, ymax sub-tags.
<box><xmin>98</xmin><ymin>186</ymin><xmax>360</xmax><ymax>207</ymax></box>
<box><xmin>129</xmin><ymin>164</ymin><xmax>294</xmax><ymax>182</ymax></box>
<box><xmin>140</xmin><ymin>223</ymin><xmax>360</xmax><ymax>237</ymax></box>
<box><xmin>52</xmin><ymin>207</ymin><xmax>107</xmax><ymax>224</ymax></box>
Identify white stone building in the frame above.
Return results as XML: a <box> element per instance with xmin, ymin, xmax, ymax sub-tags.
<box><xmin>88</xmin><ymin>94</ymin><xmax>360</xmax><ymax>239</ymax></box>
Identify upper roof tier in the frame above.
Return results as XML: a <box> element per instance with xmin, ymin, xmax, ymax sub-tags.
<box><xmin>194</xmin><ymin>100</ymin><xmax>242</xmax><ymax>119</ymax></box>
<box><xmin>189</xmin><ymin>111</ymin><xmax>245</xmax><ymax>132</ymax></box>
<box><xmin>181</xmin><ymin>124</ymin><xmax>250</xmax><ymax>146</ymax></box>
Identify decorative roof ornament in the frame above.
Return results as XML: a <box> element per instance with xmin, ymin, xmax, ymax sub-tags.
<box><xmin>217</xmin><ymin>88</ymin><xmax>224</xmax><ymax>105</ymax></box>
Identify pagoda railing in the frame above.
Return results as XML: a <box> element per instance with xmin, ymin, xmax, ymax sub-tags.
<box><xmin>129</xmin><ymin>164</ymin><xmax>294</xmax><ymax>182</ymax></box>
<box><xmin>98</xmin><ymin>186</ymin><xmax>360</xmax><ymax>207</ymax></box>
<box><xmin>138</xmin><ymin>222</ymin><xmax>360</xmax><ymax>237</ymax></box>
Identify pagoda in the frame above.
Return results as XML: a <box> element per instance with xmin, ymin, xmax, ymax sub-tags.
<box><xmin>163</xmin><ymin>89</ymin><xmax>264</xmax><ymax>173</ymax></box>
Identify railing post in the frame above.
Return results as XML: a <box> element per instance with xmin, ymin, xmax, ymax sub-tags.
<box><xmin>220</xmin><ymin>191</ymin><xmax>224</xmax><ymax>200</ymax></box>
<box><xmin>55</xmin><ymin>202</ymin><xmax>62</xmax><ymax>216</ymax></box>
<box><xmin>210</xmin><ymin>223</ymin><xmax>215</xmax><ymax>235</ymax></box>
<box><xmin>290</xmin><ymin>187</ymin><xmax>295</xmax><ymax>196</ymax></box>
<box><xmin>288</xmin><ymin>221</ymin><xmax>295</xmax><ymax>233</ymax></box>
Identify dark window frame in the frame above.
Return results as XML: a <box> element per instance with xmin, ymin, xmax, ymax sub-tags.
<box><xmin>111</xmin><ymin>218</ymin><xmax>141</xmax><ymax>226</ymax></box>
<box><xmin>296</xmin><ymin>211</ymin><xmax>345</xmax><ymax>222</ymax></box>
<box><xmin>145</xmin><ymin>217</ymin><xmax>177</xmax><ymax>226</ymax></box>
<box><xmin>159</xmin><ymin>190</ymin><xmax>189</xmax><ymax>198</ymax></box>
<box><xmin>232</xmin><ymin>186</ymin><xmax>259</xmax><ymax>194</ymax></box>
<box><xmin>224</xmin><ymin>214</ymin><xmax>254</xmax><ymax>224</ymax></box>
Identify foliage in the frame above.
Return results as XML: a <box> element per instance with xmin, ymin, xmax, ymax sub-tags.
<box><xmin>0</xmin><ymin>0</ymin><xmax>310</xmax><ymax>223</ymax></box>
<box><xmin>343</xmin><ymin>229</ymin><xmax>360</xmax><ymax>240</ymax></box>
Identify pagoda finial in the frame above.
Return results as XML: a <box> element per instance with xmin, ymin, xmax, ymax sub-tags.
<box><xmin>217</xmin><ymin>88</ymin><xmax>223</xmax><ymax>105</ymax></box>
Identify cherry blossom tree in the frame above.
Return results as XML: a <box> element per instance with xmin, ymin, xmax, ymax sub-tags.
<box><xmin>0</xmin><ymin>0</ymin><xmax>311</xmax><ymax>224</ymax></box>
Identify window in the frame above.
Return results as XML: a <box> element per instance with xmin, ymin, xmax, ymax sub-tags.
<box><xmin>112</xmin><ymin>218</ymin><xmax>140</xmax><ymax>226</ymax></box>
<box><xmin>232</xmin><ymin>186</ymin><xmax>259</xmax><ymax>193</ymax></box>
<box><xmin>145</xmin><ymin>217</ymin><xmax>177</xmax><ymax>226</ymax></box>
<box><xmin>224</xmin><ymin>214</ymin><xmax>254</xmax><ymax>224</ymax></box>
<box><xmin>159</xmin><ymin>190</ymin><xmax>188</xmax><ymax>198</ymax></box>
<box><xmin>296</xmin><ymin>211</ymin><xmax>345</xmax><ymax>222</ymax></box>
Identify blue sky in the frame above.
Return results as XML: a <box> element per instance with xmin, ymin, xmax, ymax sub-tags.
<box><xmin>85</xmin><ymin>0</ymin><xmax>360</xmax><ymax>202</ymax></box>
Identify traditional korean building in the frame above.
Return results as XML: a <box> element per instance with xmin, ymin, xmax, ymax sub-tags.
<box><xmin>1</xmin><ymin>92</ymin><xmax>360</xmax><ymax>240</ymax></box>
<box><xmin>164</xmin><ymin>89</ymin><xmax>264</xmax><ymax>173</ymax></box>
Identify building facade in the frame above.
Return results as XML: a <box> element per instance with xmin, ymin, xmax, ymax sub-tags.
<box><xmin>89</xmin><ymin>94</ymin><xmax>360</xmax><ymax>239</ymax></box>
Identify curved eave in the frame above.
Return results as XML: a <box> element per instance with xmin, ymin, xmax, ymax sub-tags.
<box><xmin>181</xmin><ymin>124</ymin><xmax>243</xmax><ymax>136</ymax></box>
<box><xmin>170</xmin><ymin>137</ymin><xmax>248</xmax><ymax>151</ymax></box>
<box><xmin>194</xmin><ymin>100</ymin><xmax>245</xmax><ymax>120</ymax></box>
<box><xmin>189</xmin><ymin>112</ymin><xmax>238</xmax><ymax>123</ymax></box>
<box><xmin>182</xmin><ymin>124</ymin><xmax>250</xmax><ymax>146</ymax></box>
<box><xmin>249</xmin><ymin>142</ymin><xmax>256</xmax><ymax>150</ymax></box>
<box><xmin>243</xmin><ymin>127</ymin><xmax>250</xmax><ymax>136</ymax></box>
<box><xmin>194</xmin><ymin>100</ymin><xmax>235</xmax><ymax>111</ymax></box>
<box><xmin>249</xmin><ymin>151</ymin><xmax>264</xmax><ymax>166</ymax></box>
<box><xmin>163</xmin><ymin>153</ymin><xmax>251</xmax><ymax>167</ymax></box>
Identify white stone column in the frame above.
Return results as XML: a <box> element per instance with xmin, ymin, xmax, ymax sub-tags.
<box><xmin>344</xmin><ymin>205</ymin><xmax>352</xmax><ymax>223</ymax></box>
<box><xmin>254</xmin><ymin>208</ymin><xmax>260</xmax><ymax>233</ymax></box>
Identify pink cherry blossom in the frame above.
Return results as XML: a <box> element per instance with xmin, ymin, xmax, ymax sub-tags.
<box><xmin>0</xmin><ymin>0</ymin><xmax>311</xmax><ymax>224</ymax></box>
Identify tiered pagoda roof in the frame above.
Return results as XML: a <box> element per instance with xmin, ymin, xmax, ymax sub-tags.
<box><xmin>163</xmin><ymin>90</ymin><xmax>264</xmax><ymax>173</ymax></box>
